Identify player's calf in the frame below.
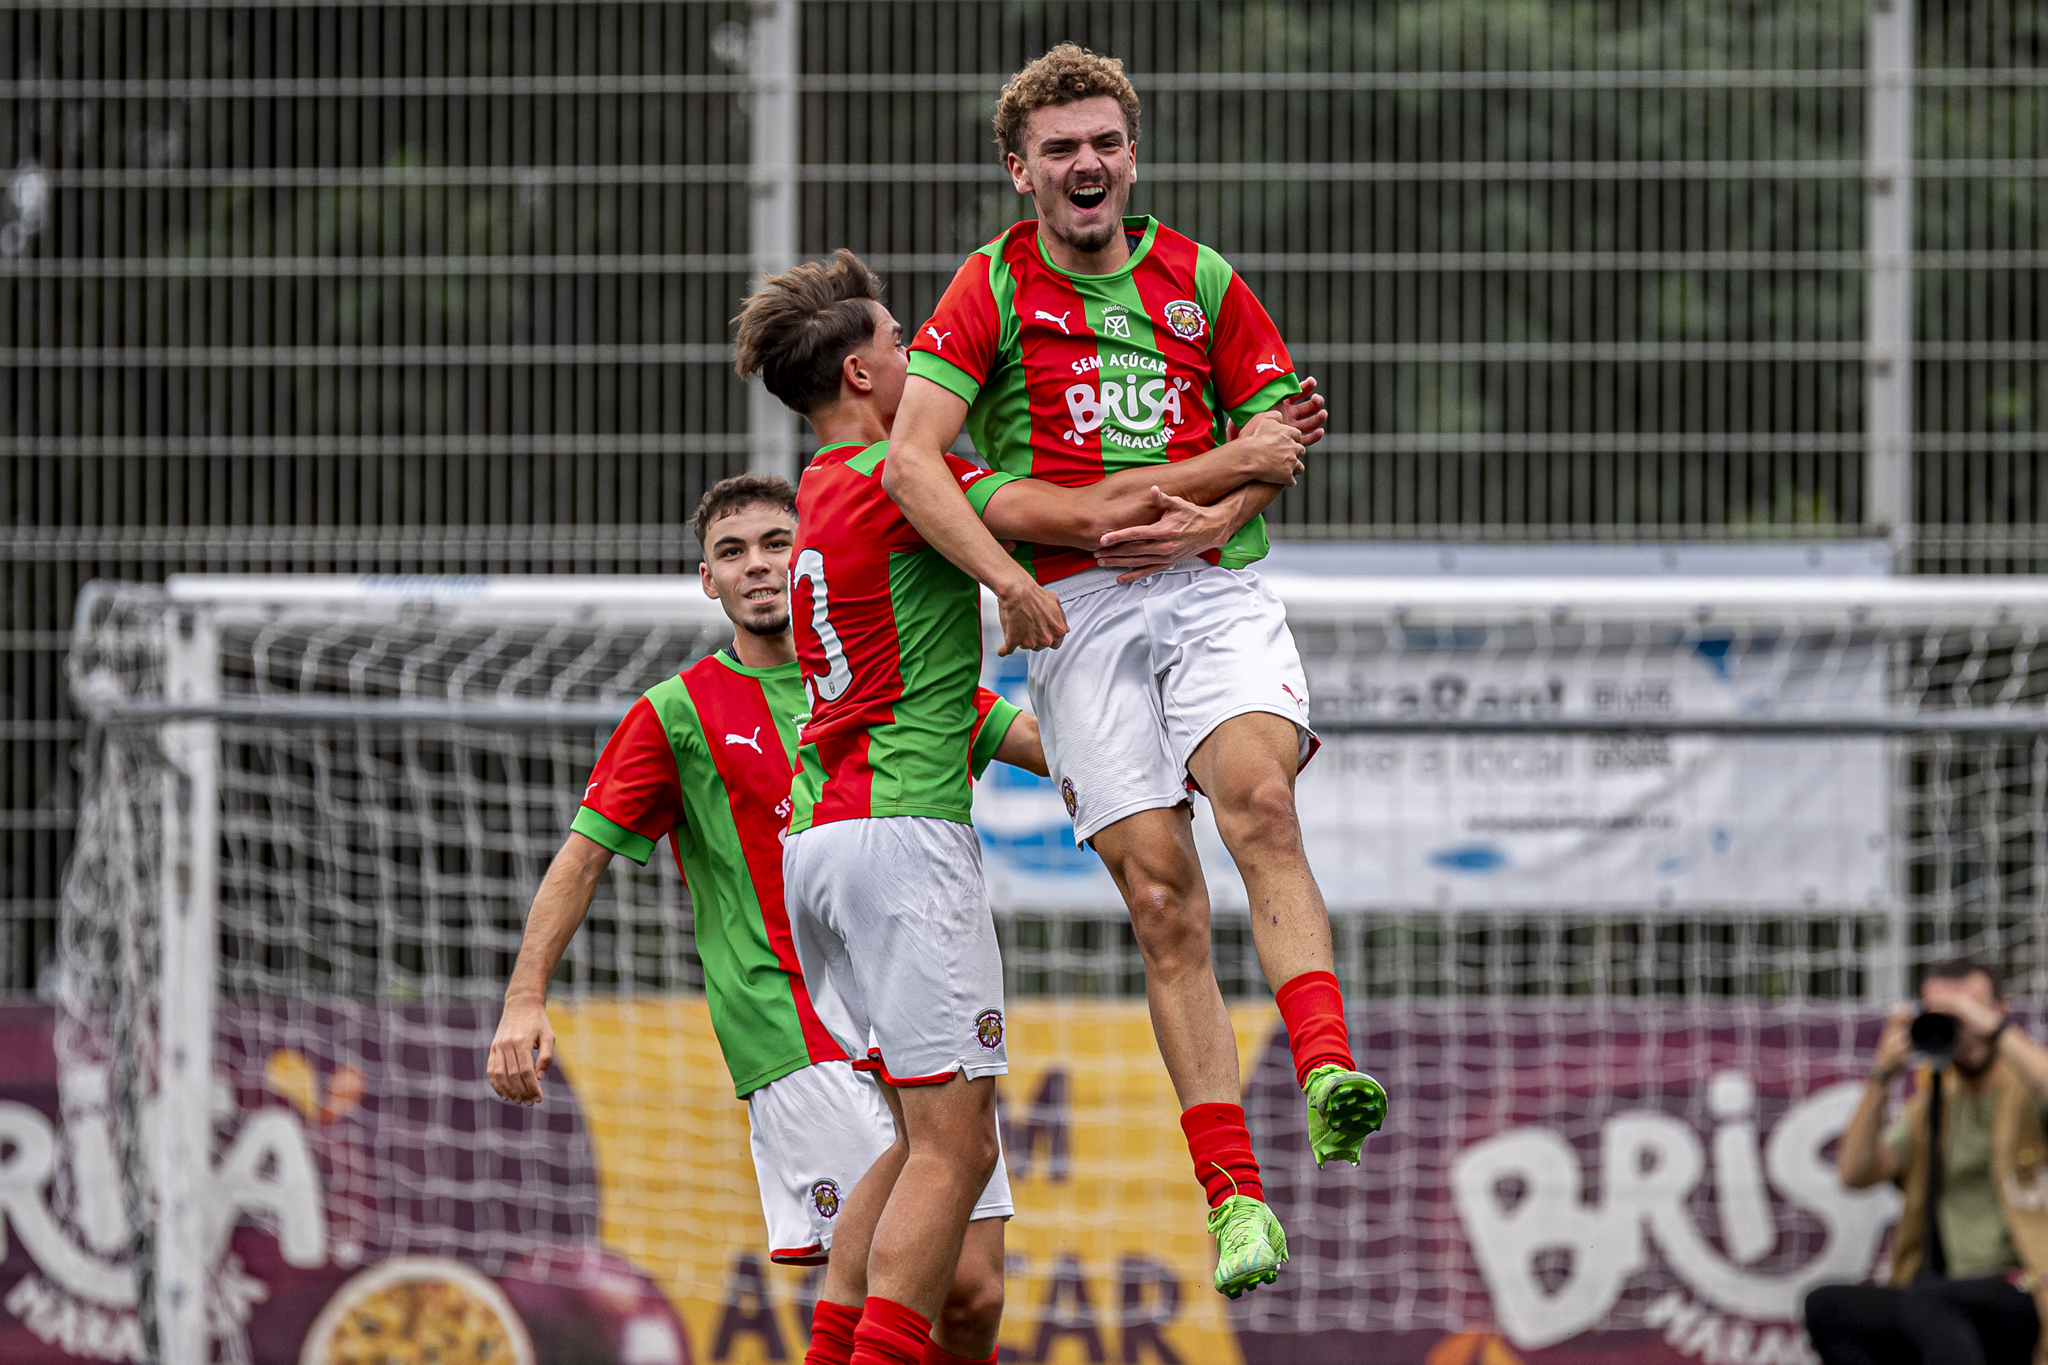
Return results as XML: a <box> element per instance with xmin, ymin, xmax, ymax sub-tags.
<box><xmin>927</xmin><ymin>1217</ymin><xmax>1006</xmax><ymax>1364</ymax></box>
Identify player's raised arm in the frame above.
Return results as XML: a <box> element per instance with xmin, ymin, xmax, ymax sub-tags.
<box><xmin>489</xmin><ymin>830</ymin><xmax>612</xmax><ymax>1105</ymax></box>
<box><xmin>885</xmin><ymin>376</ymin><xmax>1067</xmax><ymax>656</ymax></box>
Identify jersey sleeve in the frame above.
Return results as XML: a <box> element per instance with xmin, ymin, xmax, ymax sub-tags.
<box><xmin>944</xmin><ymin>454</ymin><xmax>1023</xmax><ymax>520</ymax></box>
<box><xmin>1197</xmin><ymin>245</ymin><xmax>1304</xmax><ymax>425</ymax></box>
<box><xmin>570</xmin><ymin>695</ymin><xmax>684</xmax><ymax>865</ymax></box>
<box><xmin>969</xmin><ymin>687</ymin><xmax>1023</xmax><ymax>778</ymax></box>
<box><xmin>907</xmin><ymin>251</ymin><xmax>1003</xmax><ymax>404</ymax></box>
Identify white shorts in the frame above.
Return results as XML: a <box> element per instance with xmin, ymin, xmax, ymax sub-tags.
<box><xmin>782</xmin><ymin>815</ymin><xmax>1010</xmax><ymax>1085</ymax></box>
<box><xmin>748</xmin><ymin>1059</ymin><xmax>1014</xmax><ymax>1265</ymax></box>
<box><xmin>1029</xmin><ymin>563</ymin><xmax>1317</xmax><ymax>845</ymax></box>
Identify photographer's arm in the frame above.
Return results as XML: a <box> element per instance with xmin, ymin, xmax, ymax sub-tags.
<box><xmin>1929</xmin><ymin>979</ymin><xmax>2048</xmax><ymax>1101</ymax></box>
<box><xmin>1839</xmin><ymin>1004</ymin><xmax>1910</xmax><ymax>1189</ymax></box>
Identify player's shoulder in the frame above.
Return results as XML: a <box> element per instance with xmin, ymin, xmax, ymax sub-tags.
<box><xmin>613</xmin><ymin>671</ymin><xmax>702</xmax><ymax>751</ymax></box>
<box><xmin>1138</xmin><ymin>219</ymin><xmax>1218</xmax><ymax>278</ymax></box>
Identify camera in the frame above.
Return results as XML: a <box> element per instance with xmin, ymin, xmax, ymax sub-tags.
<box><xmin>1911</xmin><ymin>1010</ymin><xmax>1960</xmax><ymax>1062</ymax></box>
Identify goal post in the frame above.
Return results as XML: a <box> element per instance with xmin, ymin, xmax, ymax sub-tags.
<box><xmin>49</xmin><ymin>571</ymin><xmax>2048</xmax><ymax>1365</ymax></box>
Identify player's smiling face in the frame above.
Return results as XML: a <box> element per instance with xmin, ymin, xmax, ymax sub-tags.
<box><xmin>699</xmin><ymin>502</ymin><xmax>796</xmax><ymax>640</ymax></box>
<box><xmin>1007</xmin><ymin>96</ymin><xmax>1137</xmax><ymax>260</ymax></box>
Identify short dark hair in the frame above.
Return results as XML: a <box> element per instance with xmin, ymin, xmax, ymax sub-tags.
<box><xmin>691</xmin><ymin>473</ymin><xmax>796</xmax><ymax>549</ymax></box>
<box><xmin>1922</xmin><ymin>958</ymin><xmax>2002</xmax><ymax>1000</ymax></box>
<box><xmin>731</xmin><ymin>249</ymin><xmax>887</xmax><ymax>415</ymax></box>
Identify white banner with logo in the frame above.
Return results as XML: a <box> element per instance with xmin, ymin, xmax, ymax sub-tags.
<box><xmin>976</xmin><ymin>585</ymin><xmax>1891</xmax><ymax>913</ymax></box>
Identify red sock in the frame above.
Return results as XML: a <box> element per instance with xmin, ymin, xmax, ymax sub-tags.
<box><xmin>1180</xmin><ymin>1102</ymin><xmax>1264</xmax><ymax>1207</ymax></box>
<box><xmin>851</xmin><ymin>1296</ymin><xmax>932</xmax><ymax>1365</ymax></box>
<box><xmin>1275</xmin><ymin>969</ymin><xmax>1355</xmax><ymax>1088</ymax></box>
<box><xmin>807</xmin><ymin>1300</ymin><xmax>862</xmax><ymax>1365</ymax></box>
<box><xmin>920</xmin><ymin>1341</ymin><xmax>996</xmax><ymax>1365</ymax></box>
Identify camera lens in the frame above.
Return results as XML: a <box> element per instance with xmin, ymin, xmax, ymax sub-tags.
<box><xmin>1911</xmin><ymin>1011</ymin><xmax>1960</xmax><ymax>1059</ymax></box>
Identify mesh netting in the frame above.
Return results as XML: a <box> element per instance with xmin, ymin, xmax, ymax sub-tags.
<box><xmin>55</xmin><ymin>576</ymin><xmax>2048</xmax><ymax>1357</ymax></box>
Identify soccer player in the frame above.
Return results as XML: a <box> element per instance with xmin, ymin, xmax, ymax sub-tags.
<box><xmin>880</xmin><ymin>45</ymin><xmax>1390</xmax><ymax>1300</ymax></box>
<box><xmin>731</xmin><ymin>250</ymin><xmax>1308</xmax><ymax>1365</ymax></box>
<box><xmin>484</xmin><ymin>475</ymin><xmax>1037</xmax><ymax>1364</ymax></box>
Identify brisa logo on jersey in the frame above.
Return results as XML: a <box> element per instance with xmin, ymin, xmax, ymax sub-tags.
<box><xmin>1062</xmin><ymin>371</ymin><xmax>1197</xmax><ymax>450</ymax></box>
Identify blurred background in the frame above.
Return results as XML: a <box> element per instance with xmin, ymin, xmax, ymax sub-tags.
<box><xmin>4</xmin><ymin>4</ymin><xmax>2047</xmax><ymax>1363</ymax></box>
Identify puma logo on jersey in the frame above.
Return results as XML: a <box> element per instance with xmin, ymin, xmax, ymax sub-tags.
<box><xmin>584</xmin><ymin>781</ymin><xmax>600</xmax><ymax>801</ymax></box>
<box><xmin>1281</xmin><ymin>683</ymin><xmax>1308</xmax><ymax>712</ymax></box>
<box><xmin>1035</xmin><ymin>309</ymin><xmax>1073</xmax><ymax>334</ymax></box>
<box><xmin>724</xmin><ymin>726</ymin><xmax>764</xmax><ymax>754</ymax></box>
<box><xmin>924</xmin><ymin>326</ymin><xmax>950</xmax><ymax>351</ymax></box>
<box><xmin>1255</xmin><ymin>355</ymin><xmax>1284</xmax><ymax>375</ymax></box>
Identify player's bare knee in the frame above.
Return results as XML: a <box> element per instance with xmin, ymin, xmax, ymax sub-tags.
<box><xmin>1215</xmin><ymin>776</ymin><xmax>1305</xmax><ymax>858</ymax></box>
<box><xmin>1128</xmin><ymin>901</ymin><xmax>1212</xmax><ymax>980</ymax></box>
<box><xmin>961</xmin><ymin>1121</ymin><xmax>1001</xmax><ymax>1185</ymax></box>
<box><xmin>941</xmin><ymin>1258</ymin><xmax>1006</xmax><ymax>1339</ymax></box>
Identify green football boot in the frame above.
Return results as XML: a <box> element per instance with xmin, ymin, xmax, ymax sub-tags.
<box><xmin>1304</xmin><ymin>1063</ymin><xmax>1388</xmax><ymax>1168</ymax></box>
<box><xmin>1207</xmin><ymin>1194</ymin><xmax>1288</xmax><ymax>1299</ymax></box>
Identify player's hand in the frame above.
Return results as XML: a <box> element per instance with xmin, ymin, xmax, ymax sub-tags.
<box><xmin>488</xmin><ymin>993</ymin><xmax>556</xmax><ymax>1105</ymax></box>
<box><xmin>1275</xmin><ymin>375</ymin><xmax>1328</xmax><ymax>449</ymax></box>
<box><xmin>1095</xmin><ymin>487</ymin><xmax>1233</xmax><ymax>582</ymax></box>
<box><xmin>1222</xmin><ymin>410</ymin><xmax>1306</xmax><ymax>487</ymax></box>
<box><xmin>1871</xmin><ymin>1003</ymin><xmax>1913</xmax><ymax>1082</ymax></box>
<box><xmin>996</xmin><ymin>577</ymin><xmax>1067</xmax><ymax>655</ymax></box>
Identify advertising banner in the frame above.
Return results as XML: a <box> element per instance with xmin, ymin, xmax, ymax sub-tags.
<box><xmin>0</xmin><ymin>1001</ymin><xmax>1907</xmax><ymax>1365</ymax></box>
<box><xmin>973</xmin><ymin>622</ymin><xmax>1892</xmax><ymax>914</ymax></box>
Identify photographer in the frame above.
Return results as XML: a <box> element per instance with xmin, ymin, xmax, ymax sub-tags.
<box><xmin>1805</xmin><ymin>961</ymin><xmax>2048</xmax><ymax>1365</ymax></box>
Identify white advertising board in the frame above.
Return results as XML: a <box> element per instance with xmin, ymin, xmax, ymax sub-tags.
<box><xmin>975</xmin><ymin>573</ymin><xmax>1893</xmax><ymax>914</ymax></box>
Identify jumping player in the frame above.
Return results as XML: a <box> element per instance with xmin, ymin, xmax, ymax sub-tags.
<box><xmin>732</xmin><ymin>250</ymin><xmax>1308</xmax><ymax>1365</ymax></box>
<box><xmin>880</xmin><ymin>46</ymin><xmax>1390</xmax><ymax>1299</ymax></box>
<box><xmin>484</xmin><ymin>474</ymin><xmax>1038</xmax><ymax>1365</ymax></box>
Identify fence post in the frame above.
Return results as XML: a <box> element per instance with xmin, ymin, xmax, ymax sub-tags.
<box><xmin>1867</xmin><ymin>0</ymin><xmax>1915</xmax><ymax>561</ymax></box>
<box><xmin>156</xmin><ymin>607</ymin><xmax>220</xmax><ymax>1365</ymax></box>
<box><xmin>747</xmin><ymin>0</ymin><xmax>801</xmax><ymax>482</ymax></box>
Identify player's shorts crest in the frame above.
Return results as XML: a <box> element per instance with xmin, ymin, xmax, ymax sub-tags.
<box><xmin>1060</xmin><ymin>776</ymin><xmax>1079</xmax><ymax>818</ymax></box>
<box><xmin>1163</xmin><ymin>300</ymin><xmax>1207</xmax><ymax>341</ymax></box>
<box><xmin>809</xmin><ymin>1178</ymin><xmax>842</xmax><ymax>1220</ymax></box>
<box><xmin>975</xmin><ymin>1009</ymin><xmax>1005</xmax><ymax>1050</ymax></box>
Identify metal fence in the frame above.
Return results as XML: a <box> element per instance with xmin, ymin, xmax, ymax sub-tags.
<box><xmin>4</xmin><ymin>0</ymin><xmax>2046</xmax><ymax>990</ymax></box>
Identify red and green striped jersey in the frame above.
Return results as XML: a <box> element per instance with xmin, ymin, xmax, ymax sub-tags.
<box><xmin>790</xmin><ymin>440</ymin><xmax>1021</xmax><ymax>832</ymax></box>
<box><xmin>908</xmin><ymin>215</ymin><xmax>1304</xmax><ymax>584</ymax></box>
<box><xmin>572</xmin><ymin>654</ymin><xmax>829</xmax><ymax>1096</ymax></box>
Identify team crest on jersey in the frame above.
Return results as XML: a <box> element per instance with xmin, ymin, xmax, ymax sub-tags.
<box><xmin>1060</xmin><ymin>777</ymin><xmax>1078</xmax><ymax>817</ymax></box>
<box><xmin>1162</xmin><ymin>299</ymin><xmax>1207</xmax><ymax>341</ymax></box>
<box><xmin>975</xmin><ymin>1009</ymin><xmax>1006</xmax><ymax>1050</ymax></box>
<box><xmin>810</xmin><ymin>1178</ymin><xmax>842</xmax><ymax>1219</ymax></box>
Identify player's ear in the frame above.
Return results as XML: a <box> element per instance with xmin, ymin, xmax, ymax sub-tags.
<box><xmin>1005</xmin><ymin>150</ymin><xmax>1033</xmax><ymax>196</ymax></box>
<box><xmin>844</xmin><ymin>349</ymin><xmax>873</xmax><ymax>396</ymax></box>
<box><xmin>698</xmin><ymin>560</ymin><xmax>718</xmax><ymax>601</ymax></box>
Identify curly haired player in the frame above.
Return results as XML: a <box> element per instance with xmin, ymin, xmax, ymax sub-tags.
<box><xmin>878</xmin><ymin>45</ymin><xmax>1389</xmax><ymax>1300</ymax></box>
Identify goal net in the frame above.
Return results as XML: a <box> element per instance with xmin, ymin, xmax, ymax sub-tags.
<box><xmin>45</xmin><ymin>572</ymin><xmax>2048</xmax><ymax>1365</ymax></box>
